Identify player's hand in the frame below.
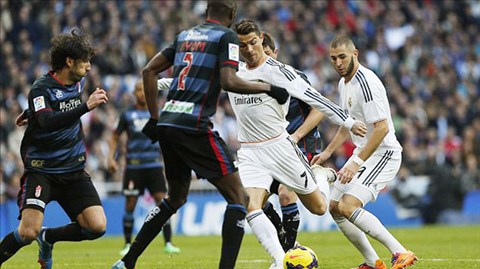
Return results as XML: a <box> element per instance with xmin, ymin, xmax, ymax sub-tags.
<box><xmin>15</xmin><ymin>109</ymin><xmax>33</xmax><ymax>126</ymax></box>
<box><xmin>267</xmin><ymin>85</ymin><xmax>289</xmax><ymax>105</ymax></box>
<box><xmin>350</xmin><ymin>120</ymin><xmax>367</xmax><ymax>137</ymax></box>
<box><xmin>338</xmin><ymin>160</ymin><xmax>360</xmax><ymax>184</ymax></box>
<box><xmin>142</xmin><ymin>118</ymin><xmax>159</xmax><ymax>143</ymax></box>
<box><xmin>108</xmin><ymin>159</ymin><xmax>118</xmax><ymax>174</ymax></box>
<box><xmin>157</xmin><ymin>78</ymin><xmax>173</xmax><ymax>91</ymax></box>
<box><xmin>86</xmin><ymin>88</ymin><xmax>109</xmax><ymax>110</ymax></box>
<box><xmin>311</xmin><ymin>151</ymin><xmax>331</xmax><ymax>165</ymax></box>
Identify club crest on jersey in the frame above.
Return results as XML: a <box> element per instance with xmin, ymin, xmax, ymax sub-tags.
<box><xmin>35</xmin><ymin>185</ymin><xmax>42</xmax><ymax>198</ymax></box>
<box><xmin>348</xmin><ymin>97</ymin><xmax>352</xmax><ymax>108</ymax></box>
<box><xmin>54</xmin><ymin>89</ymin><xmax>63</xmax><ymax>98</ymax></box>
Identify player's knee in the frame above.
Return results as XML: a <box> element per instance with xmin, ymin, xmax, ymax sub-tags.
<box><xmin>278</xmin><ymin>191</ymin><xmax>296</xmax><ymax>206</ymax></box>
<box><xmin>309</xmin><ymin>203</ymin><xmax>327</xmax><ymax>216</ymax></box>
<box><xmin>168</xmin><ymin>196</ymin><xmax>188</xmax><ymax>210</ymax></box>
<box><xmin>17</xmin><ymin>226</ymin><xmax>41</xmax><ymax>242</ymax></box>
<box><xmin>337</xmin><ymin>201</ymin><xmax>356</xmax><ymax>218</ymax></box>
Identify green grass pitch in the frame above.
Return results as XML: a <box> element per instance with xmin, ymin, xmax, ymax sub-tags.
<box><xmin>2</xmin><ymin>225</ymin><xmax>479</xmax><ymax>268</ymax></box>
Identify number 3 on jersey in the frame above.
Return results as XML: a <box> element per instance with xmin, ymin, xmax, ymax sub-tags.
<box><xmin>178</xmin><ymin>52</ymin><xmax>193</xmax><ymax>91</ymax></box>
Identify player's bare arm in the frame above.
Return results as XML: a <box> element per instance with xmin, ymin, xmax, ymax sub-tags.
<box><xmin>311</xmin><ymin>126</ymin><xmax>350</xmax><ymax>165</ymax></box>
<box><xmin>107</xmin><ymin>131</ymin><xmax>121</xmax><ymax>174</ymax></box>
<box><xmin>338</xmin><ymin>119</ymin><xmax>388</xmax><ymax>184</ymax></box>
<box><xmin>143</xmin><ymin>52</ymin><xmax>173</xmax><ymax>120</ymax></box>
<box><xmin>290</xmin><ymin>109</ymin><xmax>324</xmax><ymax>144</ymax></box>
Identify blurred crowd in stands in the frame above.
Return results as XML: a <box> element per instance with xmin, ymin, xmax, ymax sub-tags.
<box><xmin>1</xmin><ymin>0</ymin><xmax>479</xmax><ymax>223</ymax></box>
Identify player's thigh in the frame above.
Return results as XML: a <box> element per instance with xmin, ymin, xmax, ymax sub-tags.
<box><xmin>76</xmin><ymin>205</ymin><xmax>106</xmax><ymax>232</ymax></box>
<box><xmin>268</xmin><ymin>138</ymin><xmax>317</xmax><ymax>195</ymax></box>
<box><xmin>333</xmin><ymin>150</ymin><xmax>401</xmax><ymax>206</ymax></box>
<box><xmin>237</xmin><ymin>148</ymin><xmax>273</xmax><ymax>191</ymax></box>
<box><xmin>56</xmin><ymin>171</ymin><xmax>103</xmax><ymax>222</ymax></box>
<box><xmin>17</xmin><ymin>172</ymin><xmax>53</xmax><ymax>218</ymax></box>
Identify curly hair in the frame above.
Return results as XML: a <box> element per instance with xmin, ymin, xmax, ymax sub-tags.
<box><xmin>49</xmin><ymin>29</ymin><xmax>95</xmax><ymax>71</ymax></box>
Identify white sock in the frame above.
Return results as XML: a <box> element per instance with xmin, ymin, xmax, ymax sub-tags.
<box><xmin>333</xmin><ymin>216</ymin><xmax>379</xmax><ymax>266</ymax></box>
<box><xmin>314</xmin><ymin>169</ymin><xmax>330</xmax><ymax>203</ymax></box>
<box><xmin>246</xmin><ymin>209</ymin><xmax>285</xmax><ymax>265</ymax></box>
<box><xmin>350</xmin><ymin>208</ymin><xmax>407</xmax><ymax>254</ymax></box>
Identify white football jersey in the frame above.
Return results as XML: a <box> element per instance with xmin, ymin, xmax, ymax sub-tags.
<box><xmin>231</xmin><ymin>58</ymin><xmax>355</xmax><ymax>143</ymax></box>
<box><xmin>338</xmin><ymin>64</ymin><xmax>402</xmax><ymax>153</ymax></box>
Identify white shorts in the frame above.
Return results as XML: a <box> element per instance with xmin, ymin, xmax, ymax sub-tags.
<box><xmin>237</xmin><ymin>133</ymin><xmax>317</xmax><ymax>195</ymax></box>
<box><xmin>331</xmin><ymin>150</ymin><xmax>401</xmax><ymax>206</ymax></box>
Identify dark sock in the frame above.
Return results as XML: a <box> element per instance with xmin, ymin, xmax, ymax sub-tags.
<box><xmin>123</xmin><ymin>212</ymin><xmax>134</xmax><ymax>244</ymax></box>
<box><xmin>282</xmin><ymin>203</ymin><xmax>300</xmax><ymax>251</ymax></box>
<box><xmin>262</xmin><ymin>201</ymin><xmax>284</xmax><ymax>241</ymax></box>
<box><xmin>219</xmin><ymin>204</ymin><xmax>247</xmax><ymax>269</ymax></box>
<box><xmin>0</xmin><ymin>230</ymin><xmax>31</xmax><ymax>265</ymax></box>
<box><xmin>45</xmin><ymin>222</ymin><xmax>103</xmax><ymax>243</ymax></box>
<box><xmin>162</xmin><ymin>220</ymin><xmax>172</xmax><ymax>244</ymax></box>
<box><xmin>123</xmin><ymin>200</ymin><xmax>174</xmax><ymax>269</ymax></box>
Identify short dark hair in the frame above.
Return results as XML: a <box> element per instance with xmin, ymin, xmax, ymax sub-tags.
<box><xmin>262</xmin><ymin>31</ymin><xmax>276</xmax><ymax>51</ymax></box>
<box><xmin>330</xmin><ymin>35</ymin><xmax>356</xmax><ymax>50</ymax></box>
<box><xmin>207</xmin><ymin>0</ymin><xmax>236</xmax><ymax>19</ymax></box>
<box><xmin>49</xmin><ymin>29</ymin><xmax>95</xmax><ymax>71</ymax></box>
<box><xmin>233</xmin><ymin>19</ymin><xmax>261</xmax><ymax>36</ymax></box>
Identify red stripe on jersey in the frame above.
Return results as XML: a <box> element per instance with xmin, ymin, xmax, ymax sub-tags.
<box><xmin>35</xmin><ymin>108</ymin><xmax>52</xmax><ymax>115</ymax></box>
<box><xmin>207</xmin><ymin>130</ymin><xmax>228</xmax><ymax>175</ymax></box>
<box><xmin>223</xmin><ymin>60</ymin><xmax>238</xmax><ymax>66</ymax></box>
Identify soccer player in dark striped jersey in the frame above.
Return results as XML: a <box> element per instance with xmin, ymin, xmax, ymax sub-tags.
<box><xmin>0</xmin><ymin>29</ymin><xmax>108</xmax><ymax>269</ymax></box>
<box><xmin>107</xmin><ymin>80</ymin><xmax>181</xmax><ymax>256</ymax></box>
<box><xmin>112</xmin><ymin>1</ymin><xmax>289</xmax><ymax>269</ymax></box>
<box><xmin>260</xmin><ymin>31</ymin><xmax>327</xmax><ymax>252</ymax></box>
<box><xmin>312</xmin><ymin>36</ymin><xmax>417</xmax><ymax>269</ymax></box>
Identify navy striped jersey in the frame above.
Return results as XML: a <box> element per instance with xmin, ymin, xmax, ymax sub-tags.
<box><xmin>115</xmin><ymin>107</ymin><xmax>162</xmax><ymax>169</ymax></box>
<box><xmin>159</xmin><ymin>19</ymin><xmax>240</xmax><ymax>131</ymax></box>
<box><xmin>286</xmin><ymin>70</ymin><xmax>322</xmax><ymax>156</ymax></box>
<box><xmin>21</xmin><ymin>72</ymin><xmax>87</xmax><ymax>173</ymax></box>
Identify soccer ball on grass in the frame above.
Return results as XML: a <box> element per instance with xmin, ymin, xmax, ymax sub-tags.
<box><xmin>283</xmin><ymin>245</ymin><xmax>319</xmax><ymax>269</ymax></box>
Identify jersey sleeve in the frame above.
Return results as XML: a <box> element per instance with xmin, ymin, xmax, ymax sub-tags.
<box><xmin>362</xmin><ymin>79</ymin><xmax>388</xmax><ymax>124</ymax></box>
<box><xmin>161</xmin><ymin>42</ymin><xmax>176</xmax><ymax>63</ymax></box>
<box><xmin>218</xmin><ymin>31</ymin><xmax>239</xmax><ymax>70</ymax></box>
<box><xmin>271</xmin><ymin>63</ymin><xmax>355</xmax><ymax>129</ymax></box>
<box><xmin>30</xmin><ymin>87</ymin><xmax>52</xmax><ymax>114</ymax></box>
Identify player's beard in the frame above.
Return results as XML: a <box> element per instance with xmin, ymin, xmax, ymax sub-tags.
<box><xmin>344</xmin><ymin>56</ymin><xmax>355</xmax><ymax>78</ymax></box>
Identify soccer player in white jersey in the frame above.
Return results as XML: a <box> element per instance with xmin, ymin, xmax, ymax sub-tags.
<box><xmin>231</xmin><ymin>20</ymin><xmax>367</xmax><ymax>268</ymax></box>
<box><xmin>311</xmin><ymin>36</ymin><xmax>417</xmax><ymax>269</ymax></box>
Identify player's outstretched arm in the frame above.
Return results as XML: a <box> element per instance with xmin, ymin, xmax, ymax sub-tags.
<box><xmin>291</xmin><ymin>109</ymin><xmax>324</xmax><ymax>143</ymax></box>
<box><xmin>219</xmin><ymin>67</ymin><xmax>289</xmax><ymax>104</ymax></box>
<box><xmin>311</xmin><ymin>126</ymin><xmax>350</xmax><ymax>165</ymax></box>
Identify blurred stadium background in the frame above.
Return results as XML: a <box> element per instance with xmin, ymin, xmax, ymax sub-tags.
<box><xmin>1</xmin><ymin>0</ymin><xmax>479</xmax><ymax>241</ymax></box>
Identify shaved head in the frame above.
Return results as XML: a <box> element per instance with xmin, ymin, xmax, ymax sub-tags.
<box><xmin>330</xmin><ymin>36</ymin><xmax>356</xmax><ymax>51</ymax></box>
